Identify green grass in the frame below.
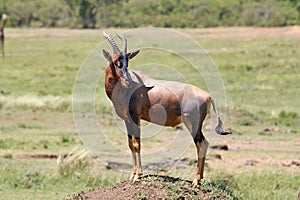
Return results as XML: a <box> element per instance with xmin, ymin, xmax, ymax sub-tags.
<box><xmin>202</xmin><ymin>174</ymin><xmax>240</xmax><ymax>200</ymax></box>
<box><xmin>236</xmin><ymin>173</ymin><xmax>300</xmax><ymax>200</ymax></box>
<box><xmin>0</xmin><ymin>149</ymin><xmax>126</xmax><ymax>200</ymax></box>
<box><xmin>0</xmin><ymin>27</ymin><xmax>299</xmax><ymax>199</ymax></box>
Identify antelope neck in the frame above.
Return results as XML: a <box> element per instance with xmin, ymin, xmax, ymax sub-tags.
<box><xmin>104</xmin><ymin>66</ymin><xmax>119</xmax><ymax>99</ymax></box>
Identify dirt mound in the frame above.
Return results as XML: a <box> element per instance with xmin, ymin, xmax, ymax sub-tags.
<box><xmin>69</xmin><ymin>175</ymin><xmax>235</xmax><ymax>200</ymax></box>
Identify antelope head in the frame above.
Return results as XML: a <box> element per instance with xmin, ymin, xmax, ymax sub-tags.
<box><xmin>102</xmin><ymin>31</ymin><xmax>139</xmax><ymax>88</ymax></box>
<box><xmin>1</xmin><ymin>14</ymin><xmax>8</xmax><ymax>22</ymax></box>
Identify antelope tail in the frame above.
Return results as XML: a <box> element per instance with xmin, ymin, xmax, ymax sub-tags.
<box><xmin>211</xmin><ymin>99</ymin><xmax>231</xmax><ymax>135</ymax></box>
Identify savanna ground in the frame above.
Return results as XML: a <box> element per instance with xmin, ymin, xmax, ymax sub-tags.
<box><xmin>0</xmin><ymin>27</ymin><xmax>299</xmax><ymax>200</ymax></box>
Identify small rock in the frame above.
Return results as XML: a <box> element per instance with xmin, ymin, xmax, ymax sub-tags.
<box><xmin>286</xmin><ymin>129</ymin><xmax>297</xmax><ymax>134</ymax></box>
<box><xmin>282</xmin><ymin>162</ymin><xmax>291</xmax><ymax>167</ymax></box>
<box><xmin>259</xmin><ymin>128</ymin><xmax>272</xmax><ymax>136</ymax></box>
<box><xmin>245</xmin><ymin>160</ymin><xmax>256</xmax><ymax>166</ymax></box>
<box><xmin>291</xmin><ymin>161</ymin><xmax>300</xmax><ymax>166</ymax></box>
<box><xmin>210</xmin><ymin>145</ymin><xmax>229</xmax><ymax>151</ymax></box>
<box><xmin>209</xmin><ymin>154</ymin><xmax>222</xmax><ymax>160</ymax></box>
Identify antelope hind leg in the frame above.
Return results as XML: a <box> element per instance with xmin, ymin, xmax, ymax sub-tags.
<box><xmin>183</xmin><ymin>113</ymin><xmax>208</xmax><ymax>186</ymax></box>
<box><xmin>192</xmin><ymin>138</ymin><xmax>209</xmax><ymax>186</ymax></box>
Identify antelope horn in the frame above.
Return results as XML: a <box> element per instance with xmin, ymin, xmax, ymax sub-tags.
<box><xmin>115</xmin><ymin>32</ymin><xmax>127</xmax><ymax>53</ymax></box>
<box><xmin>103</xmin><ymin>31</ymin><xmax>120</xmax><ymax>54</ymax></box>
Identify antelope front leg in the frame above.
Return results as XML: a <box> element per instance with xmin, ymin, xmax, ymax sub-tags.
<box><xmin>127</xmin><ymin>136</ymin><xmax>142</xmax><ymax>182</ymax></box>
<box><xmin>125</xmin><ymin>116</ymin><xmax>142</xmax><ymax>183</ymax></box>
<box><xmin>128</xmin><ymin>136</ymin><xmax>137</xmax><ymax>181</ymax></box>
<box><xmin>193</xmin><ymin>138</ymin><xmax>209</xmax><ymax>186</ymax></box>
<box><xmin>0</xmin><ymin>41</ymin><xmax>4</xmax><ymax>58</ymax></box>
<box><xmin>132</xmin><ymin>136</ymin><xmax>142</xmax><ymax>182</ymax></box>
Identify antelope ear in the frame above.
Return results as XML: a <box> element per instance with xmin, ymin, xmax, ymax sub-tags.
<box><xmin>102</xmin><ymin>49</ymin><xmax>112</xmax><ymax>63</ymax></box>
<box><xmin>127</xmin><ymin>50</ymin><xmax>140</xmax><ymax>60</ymax></box>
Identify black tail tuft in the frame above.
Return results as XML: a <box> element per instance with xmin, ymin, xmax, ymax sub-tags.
<box><xmin>211</xmin><ymin>98</ymin><xmax>231</xmax><ymax>135</ymax></box>
<box><xmin>215</xmin><ymin>117</ymin><xmax>232</xmax><ymax>135</ymax></box>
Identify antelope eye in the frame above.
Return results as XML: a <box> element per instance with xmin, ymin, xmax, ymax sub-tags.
<box><xmin>116</xmin><ymin>62</ymin><xmax>122</xmax><ymax>68</ymax></box>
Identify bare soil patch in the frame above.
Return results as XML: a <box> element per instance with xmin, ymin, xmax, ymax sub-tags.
<box><xmin>18</xmin><ymin>154</ymin><xmax>58</xmax><ymax>159</ymax></box>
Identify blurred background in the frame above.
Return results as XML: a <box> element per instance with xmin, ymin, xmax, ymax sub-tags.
<box><xmin>1</xmin><ymin>0</ymin><xmax>300</xmax><ymax>28</ymax></box>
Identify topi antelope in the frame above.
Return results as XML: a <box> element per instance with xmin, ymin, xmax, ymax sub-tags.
<box><xmin>102</xmin><ymin>31</ymin><xmax>231</xmax><ymax>186</ymax></box>
<box><xmin>0</xmin><ymin>13</ymin><xmax>8</xmax><ymax>58</ymax></box>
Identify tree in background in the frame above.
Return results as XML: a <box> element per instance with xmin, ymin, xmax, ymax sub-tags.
<box><xmin>1</xmin><ymin>0</ymin><xmax>299</xmax><ymax>28</ymax></box>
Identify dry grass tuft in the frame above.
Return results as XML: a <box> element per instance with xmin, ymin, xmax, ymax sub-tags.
<box><xmin>57</xmin><ymin>146</ymin><xmax>91</xmax><ymax>177</ymax></box>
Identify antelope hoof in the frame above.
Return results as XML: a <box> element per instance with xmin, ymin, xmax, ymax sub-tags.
<box><xmin>192</xmin><ymin>178</ymin><xmax>200</xmax><ymax>187</ymax></box>
<box><xmin>129</xmin><ymin>173</ymin><xmax>135</xmax><ymax>183</ymax></box>
<box><xmin>133</xmin><ymin>174</ymin><xmax>142</xmax><ymax>183</ymax></box>
<box><xmin>129</xmin><ymin>173</ymin><xmax>142</xmax><ymax>184</ymax></box>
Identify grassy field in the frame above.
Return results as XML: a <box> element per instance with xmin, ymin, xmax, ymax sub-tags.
<box><xmin>0</xmin><ymin>27</ymin><xmax>299</xmax><ymax>199</ymax></box>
